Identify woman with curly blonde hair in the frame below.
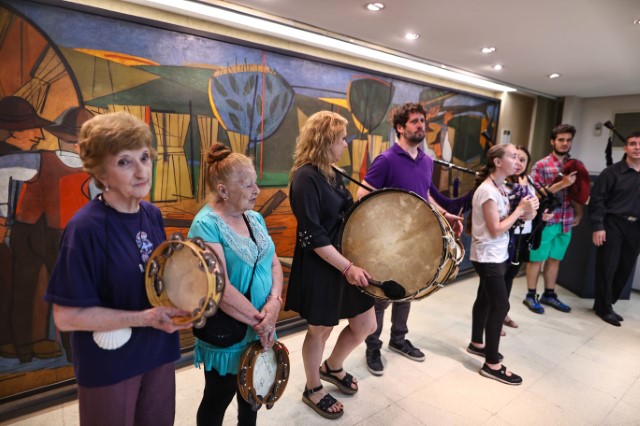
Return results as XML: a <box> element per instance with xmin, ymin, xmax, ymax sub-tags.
<box><xmin>286</xmin><ymin>111</ymin><xmax>376</xmax><ymax>419</ymax></box>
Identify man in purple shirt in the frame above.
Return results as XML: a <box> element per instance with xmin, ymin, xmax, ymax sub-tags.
<box><xmin>357</xmin><ymin>102</ymin><xmax>462</xmax><ymax>376</ymax></box>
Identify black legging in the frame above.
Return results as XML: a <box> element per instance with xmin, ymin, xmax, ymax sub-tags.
<box><xmin>471</xmin><ymin>261</ymin><xmax>510</xmax><ymax>364</ymax></box>
<box><xmin>197</xmin><ymin>368</ymin><xmax>257</xmax><ymax>426</ymax></box>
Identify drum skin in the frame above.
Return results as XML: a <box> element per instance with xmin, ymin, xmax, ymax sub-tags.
<box><xmin>237</xmin><ymin>340</ymin><xmax>290</xmax><ymax>410</ymax></box>
<box><xmin>340</xmin><ymin>189</ymin><xmax>463</xmax><ymax>301</ymax></box>
<box><xmin>145</xmin><ymin>235</ymin><xmax>224</xmax><ymax>326</ymax></box>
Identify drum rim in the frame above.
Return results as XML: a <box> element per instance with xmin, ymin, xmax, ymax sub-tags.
<box><xmin>237</xmin><ymin>340</ymin><xmax>290</xmax><ymax>408</ymax></box>
<box><xmin>144</xmin><ymin>238</ymin><xmax>223</xmax><ymax>325</ymax></box>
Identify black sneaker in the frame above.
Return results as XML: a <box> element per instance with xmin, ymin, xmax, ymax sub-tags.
<box><xmin>388</xmin><ymin>339</ymin><xmax>425</xmax><ymax>362</ymax></box>
<box><xmin>466</xmin><ymin>343</ymin><xmax>503</xmax><ymax>362</ymax></box>
<box><xmin>365</xmin><ymin>348</ymin><xmax>384</xmax><ymax>376</ymax></box>
<box><xmin>479</xmin><ymin>363</ymin><xmax>522</xmax><ymax>386</ymax></box>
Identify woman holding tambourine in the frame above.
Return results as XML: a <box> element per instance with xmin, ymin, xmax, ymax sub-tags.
<box><xmin>45</xmin><ymin>112</ymin><xmax>191</xmax><ymax>426</ymax></box>
<box><xmin>188</xmin><ymin>143</ymin><xmax>284</xmax><ymax>426</ymax></box>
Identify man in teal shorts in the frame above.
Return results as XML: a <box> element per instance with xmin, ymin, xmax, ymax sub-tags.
<box><xmin>524</xmin><ymin>124</ymin><xmax>581</xmax><ymax>314</ymax></box>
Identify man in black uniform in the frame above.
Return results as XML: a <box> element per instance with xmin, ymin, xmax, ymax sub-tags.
<box><xmin>589</xmin><ymin>130</ymin><xmax>640</xmax><ymax>326</ymax></box>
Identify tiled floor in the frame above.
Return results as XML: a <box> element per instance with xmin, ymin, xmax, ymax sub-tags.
<box><xmin>6</xmin><ymin>274</ymin><xmax>640</xmax><ymax>425</ymax></box>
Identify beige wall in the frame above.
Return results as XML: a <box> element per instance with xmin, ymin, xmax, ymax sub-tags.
<box><xmin>497</xmin><ymin>92</ymin><xmax>536</xmax><ymax>148</ymax></box>
<box><xmin>565</xmin><ymin>94</ymin><xmax>640</xmax><ymax>173</ymax></box>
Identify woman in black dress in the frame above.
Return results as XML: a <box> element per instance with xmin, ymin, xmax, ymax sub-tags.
<box><xmin>286</xmin><ymin>111</ymin><xmax>376</xmax><ymax>419</ymax></box>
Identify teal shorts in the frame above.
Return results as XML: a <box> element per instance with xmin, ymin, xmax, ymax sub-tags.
<box><xmin>529</xmin><ymin>223</ymin><xmax>572</xmax><ymax>262</ymax></box>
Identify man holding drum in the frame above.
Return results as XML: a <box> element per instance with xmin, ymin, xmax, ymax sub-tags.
<box><xmin>357</xmin><ymin>102</ymin><xmax>463</xmax><ymax>376</ymax></box>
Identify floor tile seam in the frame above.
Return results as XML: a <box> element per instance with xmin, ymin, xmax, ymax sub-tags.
<box><xmin>395</xmin><ymin>390</ymin><xmax>495</xmax><ymax>426</ymax></box>
<box><xmin>525</xmin><ymin>375</ymin><xmax>620</xmax><ymax>425</ymax></box>
<box><xmin>567</xmin><ymin>349</ymin><xmax>640</xmax><ymax>385</ymax></box>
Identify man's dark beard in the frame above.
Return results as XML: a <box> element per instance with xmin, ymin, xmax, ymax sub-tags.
<box><xmin>553</xmin><ymin>147</ymin><xmax>570</xmax><ymax>156</ymax></box>
<box><xmin>406</xmin><ymin>132</ymin><xmax>424</xmax><ymax>145</ymax></box>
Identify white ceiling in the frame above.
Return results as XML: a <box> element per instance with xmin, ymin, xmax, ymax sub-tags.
<box><xmin>215</xmin><ymin>0</ymin><xmax>640</xmax><ymax>98</ymax></box>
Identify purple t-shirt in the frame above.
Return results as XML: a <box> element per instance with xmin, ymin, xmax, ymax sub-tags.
<box><xmin>45</xmin><ymin>199</ymin><xmax>179</xmax><ymax>387</ymax></box>
<box><xmin>363</xmin><ymin>143</ymin><xmax>433</xmax><ymax>199</ymax></box>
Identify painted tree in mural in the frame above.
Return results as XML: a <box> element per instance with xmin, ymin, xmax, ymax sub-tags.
<box><xmin>208</xmin><ymin>64</ymin><xmax>294</xmax><ymax>156</ymax></box>
<box><xmin>345</xmin><ymin>77</ymin><xmax>394</xmax><ymax>194</ymax></box>
<box><xmin>418</xmin><ymin>88</ymin><xmax>497</xmax><ymax>196</ymax></box>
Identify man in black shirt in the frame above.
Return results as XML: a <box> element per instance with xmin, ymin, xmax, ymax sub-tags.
<box><xmin>589</xmin><ymin>131</ymin><xmax>640</xmax><ymax>326</ymax></box>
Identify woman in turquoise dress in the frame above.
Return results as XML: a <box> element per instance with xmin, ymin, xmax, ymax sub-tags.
<box><xmin>188</xmin><ymin>143</ymin><xmax>283</xmax><ymax>426</ymax></box>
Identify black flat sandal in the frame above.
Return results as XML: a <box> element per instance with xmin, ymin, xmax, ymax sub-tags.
<box><xmin>479</xmin><ymin>363</ymin><xmax>523</xmax><ymax>386</ymax></box>
<box><xmin>302</xmin><ymin>385</ymin><xmax>344</xmax><ymax>419</ymax></box>
<box><xmin>319</xmin><ymin>360</ymin><xmax>358</xmax><ymax>395</ymax></box>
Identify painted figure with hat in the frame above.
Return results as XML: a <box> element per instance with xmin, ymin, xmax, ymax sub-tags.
<box><xmin>0</xmin><ymin>96</ymin><xmax>52</xmax><ymax>154</ymax></box>
<box><xmin>0</xmin><ymin>98</ymin><xmax>93</xmax><ymax>363</ymax></box>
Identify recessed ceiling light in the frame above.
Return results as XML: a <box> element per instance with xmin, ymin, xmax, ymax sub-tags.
<box><xmin>634</xmin><ymin>18</ymin><xmax>640</xmax><ymax>24</ymax></box>
<box><xmin>548</xmin><ymin>73</ymin><xmax>561</xmax><ymax>79</ymax></box>
<box><xmin>404</xmin><ymin>32</ymin><xmax>420</xmax><ymax>40</ymax></box>
<box><xmin>365</xmin><ymin>2</ymin><xmax>385</xmax><ymax>11</ymax></box>
<box><xmin>492</xmin><ymin>64</ymin><xmax>503</xmax><ymax>71</ymax></box>
<box><xmin>481</xmin><ymin>47</ymin><xmax>496</xmax><ymax>54</ymax></box>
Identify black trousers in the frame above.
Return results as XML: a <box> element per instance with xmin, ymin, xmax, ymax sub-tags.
<box><xmin>197</xmin><ymin>368</ymin><xmax>257</xmax><ymax>426</ymax></box>
<box><xmin>471</xmin><ymin>261</ymin><xmax>509</xmax><ymax>365</ymax></box>
<box><xmin>365</xmin><ymin>299</ymin><xmax>410</xmax><ymax>350</ymax></box>
<box><xmin>593</xmin><ymin>215</ymin><xmax>640</xmax><ymax>315</ymax></box>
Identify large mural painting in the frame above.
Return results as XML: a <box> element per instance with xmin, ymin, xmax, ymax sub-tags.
<box><xmin>0</xmin><ymin>0</ymin><xmax>499</xmax><ymax>400</ymax></box>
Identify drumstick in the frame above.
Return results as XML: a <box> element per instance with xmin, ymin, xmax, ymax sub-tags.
<box><xmin>367</xmin><ymin>278</ymin><xmax>406</xmax><ymax>300</ymax></box>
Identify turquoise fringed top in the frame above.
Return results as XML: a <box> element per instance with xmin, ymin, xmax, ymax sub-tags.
<box><xmin>188</xmin><ymin>206</ymin><xmax>276</xmax><ymax>375</ymax></box>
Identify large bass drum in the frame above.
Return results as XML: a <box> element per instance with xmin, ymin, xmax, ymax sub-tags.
<box><xmin>340</xmin><ymin>189</ymin><xmax>464</xmax><ymax>302</ymax></box>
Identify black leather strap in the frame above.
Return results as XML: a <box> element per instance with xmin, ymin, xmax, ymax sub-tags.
<box><xmin>242</xmin><ymin>213</ymin><xmax>259</xmax><ymax>298</ymax></box>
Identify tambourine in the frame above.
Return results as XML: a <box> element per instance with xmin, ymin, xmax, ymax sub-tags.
<box><xmin>237</xmin><ymin>340</ymin><xmax>290</xmax><ymax>411</ymax></box>
<box><xmin>145</xmin><ymin>234</ymin><xmax>225</xmax><ymax>328</ymax></box>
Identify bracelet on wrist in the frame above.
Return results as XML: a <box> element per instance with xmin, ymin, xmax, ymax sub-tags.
<box><xmin>341</xmin><ymin>261</ymin><xmax>353</xmax><ymax>276</ymax></box>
